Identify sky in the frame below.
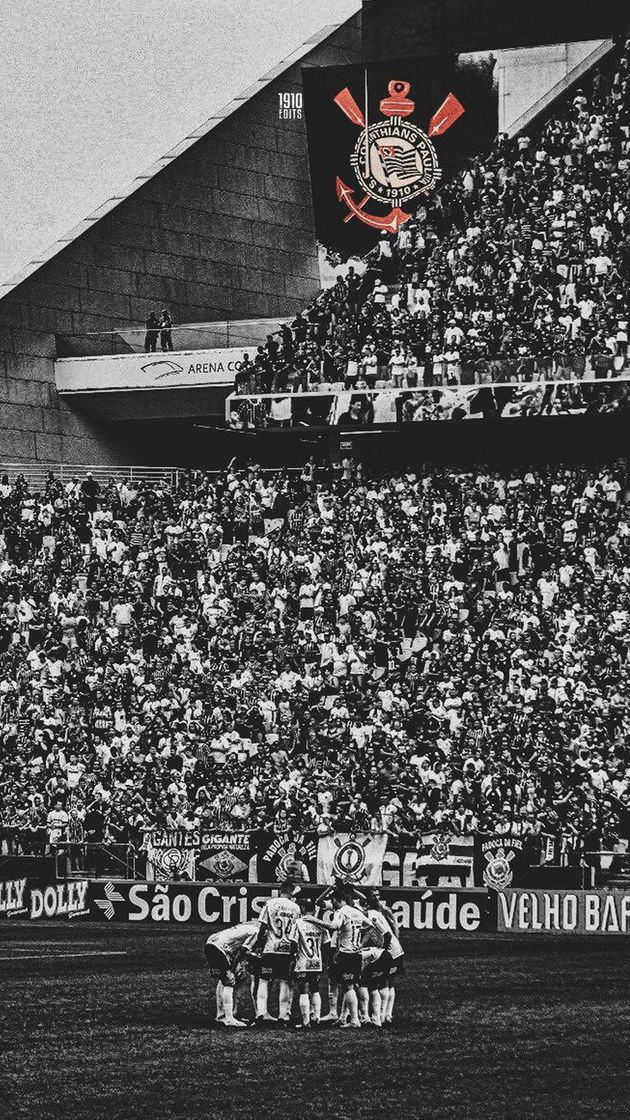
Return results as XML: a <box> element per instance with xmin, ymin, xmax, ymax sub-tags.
<box><xmin>0</xmin><ymin>0</ymin><xmax>359</xmax><ymax>283</ymax></box>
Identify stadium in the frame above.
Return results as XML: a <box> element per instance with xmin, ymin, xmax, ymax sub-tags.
<box><xmin>2</xmin><ymin>0</ymin><xmax>630</xmax><ymax>1117</ymax></box>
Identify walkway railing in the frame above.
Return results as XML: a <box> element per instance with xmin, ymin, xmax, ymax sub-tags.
<box><xmin>0</xmin><ymin>463</ymin><xmax>182</xmax><ymax>490</ymax></box>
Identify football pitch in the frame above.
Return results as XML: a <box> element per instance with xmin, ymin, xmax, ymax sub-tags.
<box><xmin>1</xmin><ymin>924</ymin><xmax>629</xmax><ymax>1120</ymax></box>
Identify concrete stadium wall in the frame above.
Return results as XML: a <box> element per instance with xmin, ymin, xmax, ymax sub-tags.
<box><xmin>363</xmin><ymin>0</ymin><xmax>629</xmax><ymax>59</ymax></box>
<box><xmin>0</xmin><ymin>16</ymin><xmax>362</xmax><ymax>465</ymax></box>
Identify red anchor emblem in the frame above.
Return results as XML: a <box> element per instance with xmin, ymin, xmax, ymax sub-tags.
<box><xmin>334</xmin><ymin>78</ymin><xmax>464</xmax><ymax>232</ymax></box>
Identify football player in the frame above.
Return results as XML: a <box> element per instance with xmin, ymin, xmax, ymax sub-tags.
<box><xmin>320</xmin><ymin>885</ymin><xmax>377</xmax><ymax>1028</ymax></box>
<box><xmin>364</xmin><ymin>888</ymin><xmax>405</xmax><ymax>1025</ymax></box>
<box><xmin>254</xmin><ymin>883</ymin><xmax>301</xmax><ymax>1025</ymax></box>
<box><xmin>203</xmin><ymin>919</ymin><xmax>260</xmax><ymax>1028</ymax></box>
<box><xmin>293</xmin><ymin>896</ymin><xmax>331</xmax><ymax>1028</ymax></box>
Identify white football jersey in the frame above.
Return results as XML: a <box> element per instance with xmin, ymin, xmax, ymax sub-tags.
<box><xmin>329</xmin><ymin>904</ymin><xmax>369</xmax><ymax>952</ymax></box>
<box><xmin>368</xmin><ymin>907</ymin><xmax>403</xmax><ymax>959</ymax></box>
<box><xmin>294</xmin><ymin>916</ymin><xmax>329</xmax><ymax>972</ymax></box>
<box><xmin>259</xmin><ymin>896</ymin><xmax>300</xmax><ymax>953</ymax></box>
<box><xmin>206</xmin><ymin>921</ymin><xmax>259</xmax><ymax>965</ymax></box>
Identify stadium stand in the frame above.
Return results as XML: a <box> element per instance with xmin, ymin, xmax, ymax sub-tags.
<box><xmin>2</xmin><ymin>38</ymin><xmax>630</xmax><ymax>867</ymax></box>
<box><xmin>1</xmin><ymin>458</ymin><xmax>629</xmax><ymax>861</ymax></box>
<box><xmin>233</xmin><ymin>37</ymin><xmax>630</xmax><ymax>396</ymax></box>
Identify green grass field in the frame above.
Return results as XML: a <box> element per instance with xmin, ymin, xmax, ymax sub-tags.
<box><xmin>1</xmin><ymin>923</ymin><xmax>629</xmax><ymax>1120</ymax></box>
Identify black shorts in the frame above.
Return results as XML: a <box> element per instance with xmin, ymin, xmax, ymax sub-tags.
<box><xmin>329</xmin><ymin>950</ymin><xmax>362</xmax><ymax>985</ymax></box>
<box><xmin>247</xmin><ymin>951</ymin><xmax>262</xmax><ymax>979</ymax></box>
<box><xmin>204</xmin><ymin>943</ymin><xmax>235</xmax><ymax>984</ymax></box>
<box><xmin>295</xmin><ymin>971</ymin><xmax>322</xmax><ymax>994</ymax></box>
<box><xmin>388</xmin><ymin>953</ymin><xmax>405</xmax><ymax>979</ymax></box>
<box><xmin>260</xmin><ymin>951</ymin><xmax>292</xmax><ymax>981</ymax></box>
<box><xmin>361</xmin><ymin>951</ymin><xmax>389</xmax><ymax>989</ymax></box>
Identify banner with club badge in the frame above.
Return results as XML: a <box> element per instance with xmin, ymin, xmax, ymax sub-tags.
<box><xmin>196</xmin><ymin>832</ymin><xmax>259</xmax><ymax>882</ymax></box>
<box><xmin>303</xmin><ymin>54</ymin><xmax>497</xmax><ymax>256</ymax></box>
<box><xmin>253</xmin><ymin>830</ymin><xmax>318</xmax><ymax>883</ymax></box>
<box><xmin>474</xmin><ymin>834</ymin><xmax>540</xmax><ymax>890</ymax></box>
<box><xmin>412</xmin><ymin>832</ymin><xmax>476</xmax><ymax>887</ymax></box>
<box><xmin>317</xmin><ymin>832</ymin><xmax>389</xmax><ymax>886</ymax></box>
<box><xmin>145</xmin><ymin>844</ymin><xmax>197</xmax><ymax>882</ymax></box>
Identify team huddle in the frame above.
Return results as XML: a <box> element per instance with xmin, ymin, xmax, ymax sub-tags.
<box><xmin>203</xmin><ymin>882</ymin><xmax>405</xmax><ymax>1029</ymax></box>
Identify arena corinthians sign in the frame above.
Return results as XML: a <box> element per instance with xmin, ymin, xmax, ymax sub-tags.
<box><xmin>55</xmin><ymin>347</ymin><xmax>246</xmax><ymax>394</ymax></box>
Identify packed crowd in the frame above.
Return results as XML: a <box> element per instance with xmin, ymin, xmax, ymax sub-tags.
<box><xmin>1</xmin><ymin>460</ymin><xmax>629</xmax><ymax>859</ymax></box>
<box><xmin>233</xmin><ymin>38</ymin><xmax>630</xmax><ymax>396</ymax></box>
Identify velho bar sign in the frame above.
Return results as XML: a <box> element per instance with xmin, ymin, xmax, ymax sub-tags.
<box><xmin>497</xmin><ymin>889</ymin><xmax>630</xmax><ymax>935</ymax></box>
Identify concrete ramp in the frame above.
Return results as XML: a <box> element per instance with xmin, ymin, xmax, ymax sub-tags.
<box><xmin>497</xmin><ymin>39</ymin><xmax>614</xmax><ymax>136</ymax></box>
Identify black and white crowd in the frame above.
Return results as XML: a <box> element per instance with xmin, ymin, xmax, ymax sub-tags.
<box><xmin>1</xmin><ymin>458</ymin><xmax>629</xmax><ymax>860</ymax></box>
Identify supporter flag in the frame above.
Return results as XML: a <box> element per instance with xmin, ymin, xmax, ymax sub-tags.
<box><xmin>196</xmin><ymin>832</ymin><xmax>259</xmax><ymax>882</ymax></box>
<box><xmin>146</xmin><ymin>844</ymin><xmax>196</xmax><ymax>882</ymax></box>
<box><xmin>253</xmin><ymin>830</ymin><xmax>318</xmax><ymax>883</ymax></box>
<box><xmin>414</xmin><ymin>833</ymin><xmax>475</xmax><ymax>887</ymax></box>
<box><xmin>302</xmin><ymin>53</ymin><xmax>497</xmax><ymax>257</ymax></box>
<box><xmin>317</xmin><ymin>832</ymin><xmax>389</xmax><ymax>886</ymax></box>
<box><xmin>473</xmin><ymin>834</ymin><xmax>539</xmax><ymax>890</ymax></box>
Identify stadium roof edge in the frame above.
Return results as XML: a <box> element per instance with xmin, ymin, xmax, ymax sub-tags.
<box><xmin>0</xmin><ymin>12</ymin><xmax>358</xmax><ymax>304</ymax></box>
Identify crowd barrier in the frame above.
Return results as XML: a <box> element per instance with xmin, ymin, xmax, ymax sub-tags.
<box><xmin>2</xmin><ymin>878</ymin><xmax>630</xmax><ymax>936</ymax></box>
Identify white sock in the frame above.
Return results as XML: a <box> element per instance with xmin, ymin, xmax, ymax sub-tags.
<box><xmin>328</xmin><ymin>986</ymin><xmax>339</xmax><ymax>1017</ymax></box>
<box><xmin>215</xmin><ymin>982</ymin><xmax>224</xmax><ymax>1019</ymax></box>
<box><xmin>279</xmin><ymin>981</ymin><xmax>293</xmax><ymax>1021</ymax></box>
<box><xmin>358</xmin><ymin>987</ymin><xmax>369</xmax><ymax>1020</ymax></box>
<box><xmin>299</xmin><ymin>993</ymin><xmax>310</xmax><ymax>1025</ymax></box>
<box><xmin>222</xmin><ymin>986</ymin><xmax>235</xmax><ymax>1022</ymax></box>
<box><xmin>371</xmin><ymin>989</ymin><xmax>382</xmax><ymax>1025</ymax></box>
<box><xmin>379</xmin><ymin>987</ymin><xmax>389</xmax><ymax>1019</ymax></box>
<box><xmin>311</xmin><ymin>992</ymin><xmax>321</xmax><ymax>1021</ymax></box>
<box><xmin>386</xmin><ymin>987</ymin><xmax>396</xmax><ymax>1021</ymax></box>
<box><xmin>345</xmin><ymin>988</ymin><xmax>359</xmax><ymax>1025</ymax></box>
<box><xmin>256</xmin><ymin>978</ymin><xmax>269</xmax><ymax>1018</ymax></box>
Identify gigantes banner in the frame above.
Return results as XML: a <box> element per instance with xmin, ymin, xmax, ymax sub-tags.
<box><xmin>302</xmin><ymin>54</ymin><xmax>497</xmax><ymax>256</ymax></box>
<box><xmin>497</xmin><ymin>889</ymin><xmax>630</xmax><ymax>935</ymax></box>
<box><xmin>142</xmin><ymin>829</ymin><xmax>318</xmax><ymax>883</ymax></box>
<box><xmin>55</xmin><ymin>347</ymin><xmax>246</xmax><ymax>394</ymax></box>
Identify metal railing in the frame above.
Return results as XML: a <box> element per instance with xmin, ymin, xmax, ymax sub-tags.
<box><xmin>0</xmin><ymin>462</ymin><xmax>307</xmax><ymax>492</ymax></box>
<box><xmin>56</xmin><ymin>317</ymin><xmax>292</xmax><ymax>359</ymax></box>
<box><xmin>0</xmin><ymin>463</ymin><xmax>182</xmax><ymax>490</ymax></box>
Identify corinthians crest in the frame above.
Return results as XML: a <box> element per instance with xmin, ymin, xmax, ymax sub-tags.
<box><xmin>334</xmin><ymin>78</ymin><xmax>464</xmax><ymax>232</ymax></box>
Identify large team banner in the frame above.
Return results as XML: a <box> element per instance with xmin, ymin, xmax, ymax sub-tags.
<box><xmin>142</xmin><ymin>829</ymin><xmax>319</xmax><ymax>884</ymax></box>
<box><xmin>302</xmin><ymin>54</ymin><xmax>497</xmax><ymax>256</ymax></box>
<box><xmin>139</xmin><ymin>829</ymin><xmax>566</xmax><ymax>886</ymax></box>
<box><xmin>317</xmin><ymin>832</ymin><xmax>389</xmax><ymax>885</ymax></box>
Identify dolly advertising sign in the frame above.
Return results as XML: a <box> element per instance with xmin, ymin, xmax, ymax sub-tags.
<box><xmin>497</xmin><ymin>889</ymin><xmax>630</xmax><ymax>935</ymax></box>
